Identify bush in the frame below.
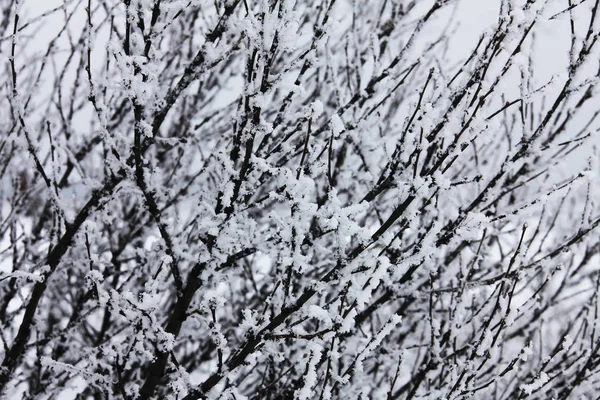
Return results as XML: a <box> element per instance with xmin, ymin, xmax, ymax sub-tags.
<box><xmin>0</xmin><ymin>0</ymin><xmax>599</xmax><ymax>398</ymax></box>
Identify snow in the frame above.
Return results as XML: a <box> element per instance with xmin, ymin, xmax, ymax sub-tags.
<box><xmin>1</xmin><ymin>0</ymin><xmax>599</xmax><ymax>399</ymax></box>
